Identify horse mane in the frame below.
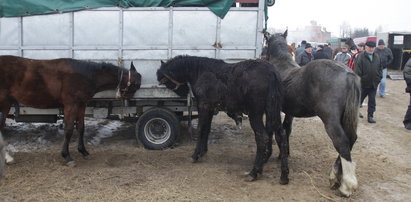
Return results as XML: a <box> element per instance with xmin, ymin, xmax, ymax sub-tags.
<box><xmin>68</xmin><ymin>60</ymin><xmax>122</xmax><ymax>79</ymax></box>
<box><xmin>267</xmin><ymin>33</ymin><xmax>300</xmax><ymax>71</ymax></box>
<box><xmin>158</xmin><ymin>55</ymin><xmax>227</xmax><ymax>82</ymax></box>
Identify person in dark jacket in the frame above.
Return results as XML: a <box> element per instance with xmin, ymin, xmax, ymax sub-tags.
<box><xmin>313</xmin><ymin>45</ymin><xmax>328</xmax><ymax>60</ymax></box>
<box><xmin>295</xmin><ymin>40</ymin><xmax>307</xmax><ymax>59</ymax></box>
<box><xmin>375</xmin><ymin>39</ymin><xmax>393</xmax><ymax>97</ymax></box>
<box><xmin>296</xmin><ymin>43</ymin><xmax>313</xmax><ymax>66</ymax></box>
<box><xmin>323</xmin><ymin>43</ymin><xmax>333</xmax><ymax>59</ymax></box>
<box><xmin>402</xmin><ymin>58</ymin><xmax>411</xmax><ymax>130</ymax></box>
<box><xmin>354</xmin><ymin>41</ymin><xmax>382</xmax><ymax>123</ymax></box>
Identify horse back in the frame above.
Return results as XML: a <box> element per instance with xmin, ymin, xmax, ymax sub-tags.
<box><xmin>0</xmin><ymin>55</ymin><xmax>93</xmax><ymax>108</ymax></box>
<box><xmin>282</xmin><ymin>60</ymin><xmax>355</xmax><ymax>117</ymax></box>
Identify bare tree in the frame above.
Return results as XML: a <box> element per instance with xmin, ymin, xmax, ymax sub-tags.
<box><xmin>340</xmin><ymin>21</ymin><xmax>351</xmax><ymax>38</ymax></box>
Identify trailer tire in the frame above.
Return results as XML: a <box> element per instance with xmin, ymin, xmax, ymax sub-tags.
<box><xmin>136</xmin><ymin>108</ymin><xmax>180</xmax><ymax>150</ymax></box>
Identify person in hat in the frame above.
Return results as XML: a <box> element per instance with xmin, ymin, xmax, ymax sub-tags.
<box><xmin>348</xmin><ymin>42</ymin><xmax>365</xmax><ymax>70</ymax></box>
<box><xmin>296</xmin><ymin>42</ymin><xmax>313</xmax><ymax>66</ymax></box>
<box><xmin>323</xmin><ymin>43</ymin><xmax>333</xmax><ymax>59</ymax></box>
<box><xmin>334</xmin><ymin>44</ymin><xmax>351</xmax><ymax>65</ymax></box>
<box><xmin>375</xmin><ymin>39</ymin><xmax>393</xmax><ymax>97</ymax></box>
<box><xmin>354</xmin><ymin>41</ymin><xmax>382</xmax><ymax>123</ymax></box>
<box><xmin>295</xmin><ymin>40</ymin><xmax>307</xmax><ymax>59</ymax></box>
<box><xmin>313</xmin><ymin>44</ymin><xmax>329</xmax><ymax>60</ymax></box>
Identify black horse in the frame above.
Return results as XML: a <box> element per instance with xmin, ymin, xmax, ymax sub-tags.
<box><xmin>266</xmin><ymin>31</ymin><xmax>361</xmax><ymax>197</ymax></box>
<box><xmin>157</xmin><ymin>55</ymin><xmax>288</xmax><ymax>183</ymax></box>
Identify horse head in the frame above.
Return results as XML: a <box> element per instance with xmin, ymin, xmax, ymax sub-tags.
<box><xmin>118</xmin><ymin>62</ymin><xmax>141</xmax><ymax>99</ymax></box>
<box><xmin>157</xmin><ymin>59</ymin><xmax>190</xmax><ymax>96</ymax></box>
<box><xmin>267</xmin><ymin>30</ymin><xmax>290</xmax><ymax>60</ymax></box>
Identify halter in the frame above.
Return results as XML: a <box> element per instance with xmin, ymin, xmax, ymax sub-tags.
<box><xmin>116</xmin><ymin>69</ymin><xmax>132</xmax><ymax>98</ymax></box>
<box><xmin>159</xmin><ymin>73</ymin><xmax>185</xmax><ymax>91</ymax></box>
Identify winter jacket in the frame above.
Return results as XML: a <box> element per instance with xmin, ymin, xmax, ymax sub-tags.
<box><xmin>375</xmin><ymin>47</ymin><xmax>393</xmax><ymax>68</ymax></box>
<box><xmin>403</xmin><ymin>58</ymin><xmax>411</xmax><ymax>80</ymax></box>
<box><xmin>313</xmin><ymin>49</ymin><xmax>329</xmax><ymax>60</ymax></box>
<box><xmin>334</xmin><ymin>52</ymin><xmax>351</xmax><ymax>65</ymax></box>
<box><xmin>354</xmin><ymin>51</ymin><xmax>382</xmax><ymax>89</ymax></box>
<box><xmin>403</xmin><ymin>58</ymin><xmax>411</xmax><ymax>92</ymax></box>
<box><xmin>295</xmin><ymin>45</ymin><xmax>305</xmax><ymax>58</ymax></box>
<box><xmin>323</xmin><ymin>47</ymin><xmax>333</xmax><ymax>59</ymax></box>
<box><xmin>296</xmin><ymin>50</ymin><xmax>313</xmax><ymax>66</ymax></box>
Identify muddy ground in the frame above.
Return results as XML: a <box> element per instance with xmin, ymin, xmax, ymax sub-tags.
<box><xmin>0</xmin><ymin>79</ymin><xmax>410</xmax><ymax>201</ymax></box>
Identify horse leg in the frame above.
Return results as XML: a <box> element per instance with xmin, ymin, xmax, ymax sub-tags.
<box><xmin>0</xmin><ymin>100</ymin><xmax>11</xmax><ymax>129</ymax></box>
<box><xmin>247</xmin><ymin>112</ymin><xmax>269</xmax><ymax>181</ymax></box>
<box><xmin>61</xmin><ymin>107</ymin><xmax>76</xmax><ymax>166</ymax></box>
<box><xmin>0</xmin><ymin>104</ymin><xmax>15</xmax><ymax>164</ymax></box>
<box><xmin>324</xmin><ymin>119</ymin><xmax>358</xmax><ymax>197</ymax></box>
<box><xmin>277</xmin><ymin>114</ymin><xmax>293</xmax><ymax>159</ymax></box>
<box><xmin>76</xmin><ymin>106</ymin><xmax>89</xmax><ymax>158</ymax></box>
<box><xmin>191</xmin><ymin>106</ymin><xmax>213</xmax><ymax>162</ymax></box>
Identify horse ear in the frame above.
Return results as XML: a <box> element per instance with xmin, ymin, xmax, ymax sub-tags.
<box><xmin>130</xmin><ymin>61</ymin><xmax>136</xmax><ymax>71</ymax></box>
<box><xmin>161</xmin><ymin>60</ymin><xmax>165</xmax><ymax>65</ymax></box>
<box><xmin>283</xmin><ymin>29</ymin><xmax>288</xmax><ymax>39</ymax></box>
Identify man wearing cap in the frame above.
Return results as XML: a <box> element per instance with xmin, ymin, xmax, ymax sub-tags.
<box><xmin>375</xmin><ymin>39</ymin><xmax>393</xmax><ymax>97</ymax></box>
<box><xmin>323</xmin><ymin>43</ymin><xmax>333</xmax><ymax>59</ymax></box>
<box><xmin>295</xmin><ymin>40</ymin><xmax>307</xmax><ymax>59</ymax></box>
<box><xmin>354</xmin><ymin>41</ymin><xmax>382</xmax><ymax>123</ymax></box>
<box><xmin>296</xmin><ymin>43</ymin><xmax>313</xmax><ymax>66</ymax></box>
<box><xmin>334</xmin><ymin>44</ymin><xmax>351</xmax><ymax>65</ymax></box>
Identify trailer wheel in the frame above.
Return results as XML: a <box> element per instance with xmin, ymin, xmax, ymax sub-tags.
<box><xmin>136</xmin><ymin>108</ymin><xmax>180</xmax><ymax>150</ymax></box>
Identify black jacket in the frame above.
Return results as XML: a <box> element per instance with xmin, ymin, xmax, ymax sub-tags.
<box><xmin>354</xmin><ymin>51</ymin><xmax>382</xmax><ymax>88</ymax></box>
<box><xmin>375</xmin><ymin>47</ymin><xmax>393</xmax><ymax>67</ymax></box>
<box><xmin>313</xmin><ymin>49</ymin><xmax>329</xmax><ymax>60</ymax></box>
<box><xmin>296</xmin><ymin>51</ymin><xmax>313</xmax><ymax>66</ymax></box>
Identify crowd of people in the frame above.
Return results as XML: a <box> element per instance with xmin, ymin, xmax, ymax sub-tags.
<box><xmin>262</xmin><ymin>37</ymin><xmax>411</xmax><ymax>130</ymax></box>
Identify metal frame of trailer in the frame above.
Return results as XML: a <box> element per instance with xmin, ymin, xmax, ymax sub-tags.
<box><xmin>0</xmin><ymin>0</ymin><xmax>269</xmax><ymax>149</ymax></box>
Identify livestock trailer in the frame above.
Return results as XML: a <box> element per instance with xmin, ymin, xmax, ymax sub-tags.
<box><xmin>377</xmin><ymin>32</ymin><xmax>411</xmax><ymax>70</ymax></box>
<box><xmin>0</xmin><ymin>0</ymin><xmax>271</xmax><ymax>149</ymax></box>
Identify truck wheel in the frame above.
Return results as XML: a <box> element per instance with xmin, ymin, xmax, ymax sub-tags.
<box><xmin>136</xmin><ymin>108</ymin><xmax>180</xmax><ymax>150</ymax></box>
<box><xmin>267</xmin><ymin>0</ymin><xmax>275</xmax><ymax>6</ymax></box>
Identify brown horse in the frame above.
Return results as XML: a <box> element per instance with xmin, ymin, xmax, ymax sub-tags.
<box><xmin>0</xmin><ymin>55</ymin><xmax>141</xmax><ymax>166</ymax></box>
<box><xmin>0</xmin><ymin>113</ymin><xmax>4</xmax><ymax>178</ymax></box>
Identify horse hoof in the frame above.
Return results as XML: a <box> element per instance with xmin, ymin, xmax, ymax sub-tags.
<box><xmin>66</xmin><ymin>161</ymin><xmax>76</xmax><ymax>167</ymax></box>
<box><xmin>5</xmin><ymin>152</ymin><xmax>15</xmax><ymax>165</ymax></box>
<box><xmin>330</xmin><ymin>181</ymin><xmax>340</xmax><ymax>190</ymax></box>
<box><xmin>83</xmin><ymin>155</ymin><xmax>90</xmax><ymax>160</ymax></box>
<box><xmin>279</xmin><ymin>177</ymin><xmax>289</xmax><ymax>185</ymax></box>
<box><xmin>191</xmin><ymin>156</ymin><xmax>199</xmax><ymax>163</ymax></box>
<box><xmin>243</xmin><ymin>171</ymin><xmax>258</xmax><ymax>182</ymax></box>
<box><xmin>244</xmin><ymin>174</ymin><xmax>257</xmax><ymax>182</ymax></box>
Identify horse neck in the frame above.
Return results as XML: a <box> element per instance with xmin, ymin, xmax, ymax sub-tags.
<box><xmin>173</xmin><ymin>57</ymin><xmax>225</xmax><ymax>84</ymax></box>
<box><xmin>94</xmin><ymin>65</ymin><xmax>124</xmax><ymax>92</ymax></box>
<box><xmin>269</xmin><ymin>54</ymin><xmax>300</xmax><ymax>79</ymax></box>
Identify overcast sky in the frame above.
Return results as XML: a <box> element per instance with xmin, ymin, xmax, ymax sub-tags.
<box><xmin>267</xmin><ymin>0</ymin><xmax>411</xmax><ymax>37</ymax></box>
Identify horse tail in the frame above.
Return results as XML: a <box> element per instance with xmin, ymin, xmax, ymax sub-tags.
<box><xmin>342</xmin><ymin>72</ymin><xmax>361</xmax><ymax>149</ymax></box>
<box><xmin>265</xmin><ymin>69</ymin><xmax>283</xmax><ymax>134</ymax></box>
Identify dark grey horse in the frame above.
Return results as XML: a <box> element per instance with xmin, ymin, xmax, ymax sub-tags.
<box><xmin>157</xmin><ymin>55</ymin><xmax>288</xmax><ymax>183</ymax></box>
<box><xmin>267</xmin><ymin>31</ymin><xmax>361</xmax><ymax>197</ymax></box>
